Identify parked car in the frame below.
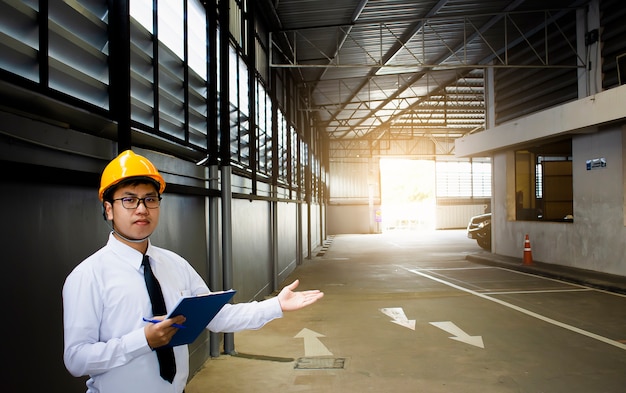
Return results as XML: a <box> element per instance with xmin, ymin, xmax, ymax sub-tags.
<box><xmin>467</xmin><ymin>213</ymin><xmax>491</xmax><ymax>250</ymax></box>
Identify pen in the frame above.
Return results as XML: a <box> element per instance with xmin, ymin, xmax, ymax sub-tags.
<box><xmin>142</xmin><ymin>317</ymin><xmax>186</xmax><ymax>329</ymax></box>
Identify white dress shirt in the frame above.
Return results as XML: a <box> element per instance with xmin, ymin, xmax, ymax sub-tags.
<box><xmin>63</xmin><ymin>233</ymin><xmax>283</xmax><ymax>393</ymax></box>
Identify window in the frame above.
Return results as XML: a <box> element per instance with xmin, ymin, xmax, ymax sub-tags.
<box><xmin>188</xmin><ymin>0</ymin><xmax>208</xmax><ymax>80</ymax></box>
<box><xmin>130</xmin><ymin>0</ymin><xmax>209</xmax><ymax>149</ymax></box>
<box><xmin>436</xmin><ymin>159</ymin><xmax>491</xmax><ymax>198</ymax></box>
<box><xmin>277</xmin><ymin>110</ymin><xmax>288</xmax><ymax>182</ymax></box>
<box><xmin>515</xmin><ymin>138</ymin><xmax>573</xmax><ymax>221</ymax></box>
<box><xmin>256</xmin><ymin>81</ymin><xmax>270</xmax><ymax>175</ymax></box>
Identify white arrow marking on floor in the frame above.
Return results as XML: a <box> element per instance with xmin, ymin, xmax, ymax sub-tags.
<box><xmin>294</xmin><ymin>328</ymin><xmax>333</xmax><ymax>357</ymax></box>
<box><xmin>430</xmin><ymin>321</ymin><xmax>484</xmax><ymax>348</ymax></box>
<box><xmin>407</xmin><ymin>267</ymin><xmax>626</xmax><ymax>351</ymax></box>
<box><xmin>380</xmin><ymin>307</ymin><xmax>416</xmax><ymax>330</ymax></box>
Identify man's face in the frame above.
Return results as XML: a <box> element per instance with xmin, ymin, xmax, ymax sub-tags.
<box><xmin>104</xmin><ymin>182</ymin><xmax>160</xmax><ymax>244</ymax></box>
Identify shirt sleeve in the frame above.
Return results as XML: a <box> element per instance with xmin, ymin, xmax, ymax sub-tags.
<box><xmin>62</xmin><ymin>268</ymin><xmax>151</xmax><ymax>377</ymax></box>
<box><xmin>207</xmin><ymin>296</ymin><xmax>283</xmax><ymax>333</ymax></box>
<box><xmin>166</xmin><ymin>250</ymin><xmax>284</xmax><ymax>333</ymax></box>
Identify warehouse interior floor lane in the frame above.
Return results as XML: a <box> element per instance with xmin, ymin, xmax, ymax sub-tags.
<box><xmin>186</xmin><ymin>231</ymin><xmax>626</xmax><ymax>393</ymax></box>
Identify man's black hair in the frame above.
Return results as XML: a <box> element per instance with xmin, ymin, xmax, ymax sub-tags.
<box><xmin>102</xmin><ymin>177</ymin><xmax>161</xmax><ymax>203</ymax></box>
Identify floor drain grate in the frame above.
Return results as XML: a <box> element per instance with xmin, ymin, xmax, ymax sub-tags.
<box><xmin>294</xmin><ymin>357</ymin><xmax>346</xmax><ymax>370</ymax></box>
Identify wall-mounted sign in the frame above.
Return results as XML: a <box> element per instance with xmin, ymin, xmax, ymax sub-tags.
<box><xmin>586</xmin><ymin>157</ymin><xmax>606</xmax><ymax>170</ymax></box>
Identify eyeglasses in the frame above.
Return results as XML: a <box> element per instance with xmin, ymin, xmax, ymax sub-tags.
<box><xmin>113</xmin><ymin>196</ymin><xmax>162</xmax><ymax>209</ymax></box>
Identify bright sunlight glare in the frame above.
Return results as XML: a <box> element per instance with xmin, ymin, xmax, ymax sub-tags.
<box><xmin>379</xmin><ymin>158</ymin><xmax>436</xmax><ymax>232</ymax></box>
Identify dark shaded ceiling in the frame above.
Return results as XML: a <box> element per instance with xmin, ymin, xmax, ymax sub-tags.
<box><xmin>260</xmin><ymin>0</ymin><xmax>588</xmax><ymax>148</ymax></box>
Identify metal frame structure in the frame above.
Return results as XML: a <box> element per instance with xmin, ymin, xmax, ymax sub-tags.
<box><xmin>261</xmin><ymin>0</ymin><xmax>590</xmax><ymax>158</ymax></box>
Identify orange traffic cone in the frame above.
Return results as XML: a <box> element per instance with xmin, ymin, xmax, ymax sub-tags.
<box><xmin>523</xmin><ymin>234</ymin><xmax>533</xmax><ymax>265</ymax></box>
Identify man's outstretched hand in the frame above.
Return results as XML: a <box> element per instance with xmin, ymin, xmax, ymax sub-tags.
<box><xmin>276</xmin><ymin>279</ymin><xmax>324</xmax><ymax>311</ymax></box>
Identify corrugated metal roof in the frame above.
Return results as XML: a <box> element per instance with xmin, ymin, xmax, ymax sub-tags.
<box><xmin>263</xmin><ymin>0</ymin><xmax>589</xmax><ymax>151</ymax></box>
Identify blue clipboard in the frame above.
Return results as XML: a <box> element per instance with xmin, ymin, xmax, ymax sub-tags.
<box><xmin>165</xmin><ymin>289</ymin><xmax>236</xmax><ymax>347</ymax></box>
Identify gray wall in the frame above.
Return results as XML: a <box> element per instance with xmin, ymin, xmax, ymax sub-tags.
<box><xmin>232</xmin><ymin>198</ymin><xmax>273</xmax><ymax>298</ymax></box>
<box><xmin>277</xmin><ymin>202</ymin><xmax>299</xmax><ymax>275</ymax></box>
<box><xmin>326</xmin><ymin>204</ymin><xmax>374</xmax><ymax>234</ymax></box>
<box><xmin>492</xmin><ymin>123</ymin><xmax>626</xmax><ymax>276</ymax></box>
<box><xmin>1</xmin><ymin>181</ymin><xmax>102</xmax><ymax>391</ymax></box>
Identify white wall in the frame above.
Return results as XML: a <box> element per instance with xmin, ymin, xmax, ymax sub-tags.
<box><xmin>436</xmin><ymin>204</ymin><xmax>488</xmax><ymax>229</ymax></box>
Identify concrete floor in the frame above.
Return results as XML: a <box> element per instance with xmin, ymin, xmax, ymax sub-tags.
<box><xmin>185</xmin><ymin>230</ymin><xmax>626</xmax><ymax>393</ymax></box>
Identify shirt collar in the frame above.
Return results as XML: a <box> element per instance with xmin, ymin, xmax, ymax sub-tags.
<box><xmin>107</xmin><ymin>232</ymin><xmax>154</xmax><ymax>270</ymax></box>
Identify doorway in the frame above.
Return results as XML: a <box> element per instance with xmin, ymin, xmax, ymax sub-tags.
<box><xmin>379</xmin><ymin>158</ymin><xmax>436</xmax><ymax>232</ymax></box>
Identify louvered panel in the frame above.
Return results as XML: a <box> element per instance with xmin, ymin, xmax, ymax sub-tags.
<box><xmin>130</xmin><ymin>17</ymin><xmax>156</xmax><ymax>128</ymax></box>
<box><xmin>0</xmin><ymin>1</ymin><xmax>39</xmax><ymax>82</ymax></box>
<box><xmin>48</xmin><ymin>0</ymin><xmax>109</xmax><ymax>109</ymax></box>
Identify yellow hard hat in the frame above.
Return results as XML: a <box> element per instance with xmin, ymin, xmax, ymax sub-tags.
<box><xmin>98</xmin><ymin>150</ymin><xmax>166</xmax><ymax>201</ymax></box>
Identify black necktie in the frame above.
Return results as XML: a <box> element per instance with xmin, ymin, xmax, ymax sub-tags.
<box><xmin>142</xmin><ymin>254</ymin><xmax>176</xmax><ymax>383</ymax></box>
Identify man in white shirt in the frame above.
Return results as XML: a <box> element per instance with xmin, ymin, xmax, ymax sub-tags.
<box><xmin>63</xmin><ymin>150</ymin><xmax>324</xmax><ymax>393</ymax></box>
